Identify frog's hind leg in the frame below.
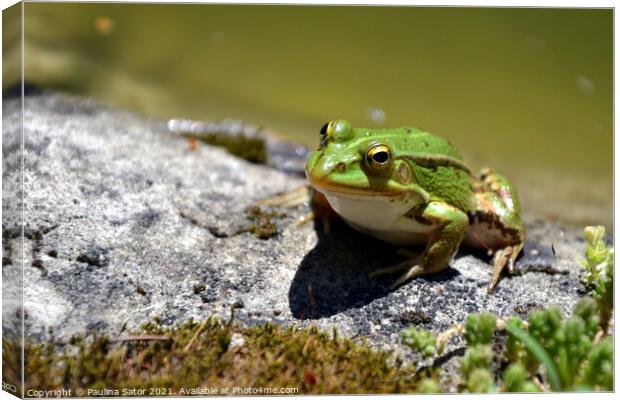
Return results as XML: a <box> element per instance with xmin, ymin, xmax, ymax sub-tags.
<box><xmin>369</xmin><ymin>201</ymin><xmax>469</xmax><ymax>289</ymax></box>
<box><xmin>367</xmin><ymin>253</ymin><xmax>423</xmax><ymax>278</ymax></box>
<box><xmin>466</xmin><ymin>168</ymin><xmax>526</xmax><ymax>293</ymax></box>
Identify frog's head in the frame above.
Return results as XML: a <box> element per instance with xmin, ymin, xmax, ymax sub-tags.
<box><xmin>305</xmin><ymin>119</ymin><xmax>416</xmax><ymax>197</ymax></box>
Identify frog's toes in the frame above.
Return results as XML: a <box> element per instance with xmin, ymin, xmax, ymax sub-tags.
<box><xmin>487</xmin><ymin>243</ymin><xmax>523</xmax><ymax>294</ymax></box>
<box><xmin>389</xmin><ymin>265</ymin><xmax>426</xmax><ymax>289</ymax></box>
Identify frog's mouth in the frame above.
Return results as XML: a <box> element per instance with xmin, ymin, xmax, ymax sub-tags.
<box><xmin>305</xmin><ymin>149</ymin><xmax>412</xmax><ymax>198</ymax></box>
<box><xmin>306</xmin><ymin>173</ymin><xmax>405</xmax><ymax>199</ymax></box>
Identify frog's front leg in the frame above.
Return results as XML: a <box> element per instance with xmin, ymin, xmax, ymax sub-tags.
<box><xmin>465</xmin><ymin>168</ymin><xmax>525</xmax><ymax>293</ymax></box>
<box><xmin>370</xmin><ymin>201</ymin><xmax>469</xmax><ymax>289</ymax></box>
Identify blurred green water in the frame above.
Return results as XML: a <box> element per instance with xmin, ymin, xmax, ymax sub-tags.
<box><xmin>4</xmin><ymin>4</ymin><xmax>613</xmax><ymax>227</ymax></box>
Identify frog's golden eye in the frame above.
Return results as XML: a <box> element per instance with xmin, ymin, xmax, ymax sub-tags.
<box><xmin>332</xmin><ymin>119</ymin><xmax>352</xmax><ymax>141</ymax></box>
<box><xmin>365</xmin><ymin>143</ymin><xmax>393</xmax><ymax>174</ymax></box>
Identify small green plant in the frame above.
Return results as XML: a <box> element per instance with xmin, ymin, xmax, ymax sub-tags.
<box><xmin>458</xmin><ymin>313</ymin><xmax>498</xmax><ymax>393</ymax></box>
<box><xmin>579</xmin><ymin>337</ymin><xmax>613</xmax><ymax>390</ymax></box>
<box><xmin>503</xmin><ymin>317</ymin><xmax>529</xmax><ymax>365</ymax></box>
<box><xmin>399</xmin><ymin>225</ymin><xmax>614</xmax><ymax>393</ymax></box>
<box><xmin>502</xmin><ymin>363</ymin><xmax>540</xmax><ymax>392</ymax></box>
<box><xmin>582</xmin><ymin>225</ymin><xmax>613</xmax><ymax>332</ymax></box>
<box><xmin>503</xmin><ymin>298</ymin><xmax>612</xmax><ymax>391</ymax></box>
<box><xmin>464</xmin><ymin>312</ymin><xmax>496</xmax><ymax>346</ymax></box>
<box><xmin>505</xmin><ymin>313</ymin><xmax>562</xmax><ymax>391</ymax></box>
<box><xmin>498</xmin><ymin>227</ymin><xmax>615</xmax><ymax>392</ymax></box>
<box><xmin>573</xmin><ymin>297</ymin><xmax>600</xmax><ymax>339</ymax></box>
<box><xmin>581</xmin><ymin>226</ymin><xmax>612</xmax><ymax>286</ymax></box>
<box><xmin>416</xmin><ymin>378</ymin><xmax>441</xmax><ymax>393</ymax></box>
<box><xmin>459</xmin><ymin>344</ymin><xmax>493</xmax><ymax>379</ymax></box>
<box><xmin>401</xmin><ymin>327</ymin><xmax>437</xmax><ymax>358</ymax></box>
<box><xmin>465</xmin><ymin>367</ymin><xmax>497</xmax><ymax>393</ymax></box>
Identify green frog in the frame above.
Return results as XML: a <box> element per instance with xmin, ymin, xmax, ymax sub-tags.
<box><xmin>305</xmin><ymin>119</ymin><xmax>525</xmax><ymax>293</ymax></box>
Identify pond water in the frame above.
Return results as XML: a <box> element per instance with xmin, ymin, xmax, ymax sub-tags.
<box><xmin>5</xmin><ymin>3</ymin><xmax>613</xmax><ymax>228</ymax></box>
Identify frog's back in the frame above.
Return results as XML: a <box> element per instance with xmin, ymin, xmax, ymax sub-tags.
<box><xmin>360</xmin><ymin>127</ymin><xmax>475</xmax><ymax>212</ymax></box>
<box><xmin>354</xmin><ymin>126</ymin><xmax>462</xmax><ymax>157</ymax></box>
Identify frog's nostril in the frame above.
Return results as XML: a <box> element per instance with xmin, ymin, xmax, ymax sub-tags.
<box><xmin>335</xmin><ymin>162</ymin><xmax>346</xmax><ymax>172</ymax></box>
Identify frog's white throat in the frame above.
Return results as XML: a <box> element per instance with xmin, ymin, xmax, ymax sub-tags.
<box><xmin>318</xmin><ymin>189</ymin><xmax>433</xmax><ymax>246</ymax></box>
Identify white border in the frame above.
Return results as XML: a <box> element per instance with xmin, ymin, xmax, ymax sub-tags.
<box><xmin>0</xmin><ymin>2</ymin><xmax>616</xmax><ymax>400</ymax></box>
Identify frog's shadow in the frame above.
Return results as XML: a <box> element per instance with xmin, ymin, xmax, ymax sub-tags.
<box><xmin>287</xmin><ymin>218</ymin><xmax>460</xmax><ymax>319</ymax></box>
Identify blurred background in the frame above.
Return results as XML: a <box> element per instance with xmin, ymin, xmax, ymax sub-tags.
<box><xmin>3</xmin><ymin>3</ymin><xmax>613</xmax><ymax>228</ymax></box>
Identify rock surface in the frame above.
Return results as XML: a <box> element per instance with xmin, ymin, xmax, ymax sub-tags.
<box><xmin>3</xmin><ymin>93</ymin><xmax>593</xmax><ymax>385</ymax></box>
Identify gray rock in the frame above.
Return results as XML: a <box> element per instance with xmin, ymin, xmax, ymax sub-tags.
<box><xmin>2</xmin><ymin>93</ymin><xmax>592</xmax><ymax>385</ymax></box>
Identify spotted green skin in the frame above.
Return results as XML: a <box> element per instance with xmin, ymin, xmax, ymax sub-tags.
<box><xmin>305</xmin><ymin>119</ymin><xmax>525</xmax><ymax>291</ymax></box>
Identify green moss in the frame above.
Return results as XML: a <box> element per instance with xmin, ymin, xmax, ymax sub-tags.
<box><xmin>416</xmin><ymin>378</ymin><xmax>441</xmax><ymax>393</ymax></box>
<box><xmin>20</xmin><ymin>319</ymin><xmax>420</xmax><ymax>394</ymax></box>
<box><xmin>2</xmin><ymin>337</ymin><xmax>23</xmax><ymax>396</ymax></box>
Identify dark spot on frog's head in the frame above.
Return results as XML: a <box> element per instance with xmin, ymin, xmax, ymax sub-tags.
<box><xmin>405</xmin><ymin>128</ymin><xmax>412</xmax><ymax>133</ymax></box>
<box><xmin>422</xmin><ymin>140</ymin><xmax>428</xmax><ymax>147</ymax></box>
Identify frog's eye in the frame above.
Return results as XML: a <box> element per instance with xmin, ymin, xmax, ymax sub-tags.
<box><xmin>320</xmin><ymin>122</ymin><xmax>329</xmax><ymax>136</ymax></box>
<box><xmin>365</xmin><ymin>143</ymin><xmax>393</xmax><ymax>174</ymax></box>
<box><xmin>331</xmin><ymin>119</ymin><xmax>352</xmax><ymax>141</ymax></box>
